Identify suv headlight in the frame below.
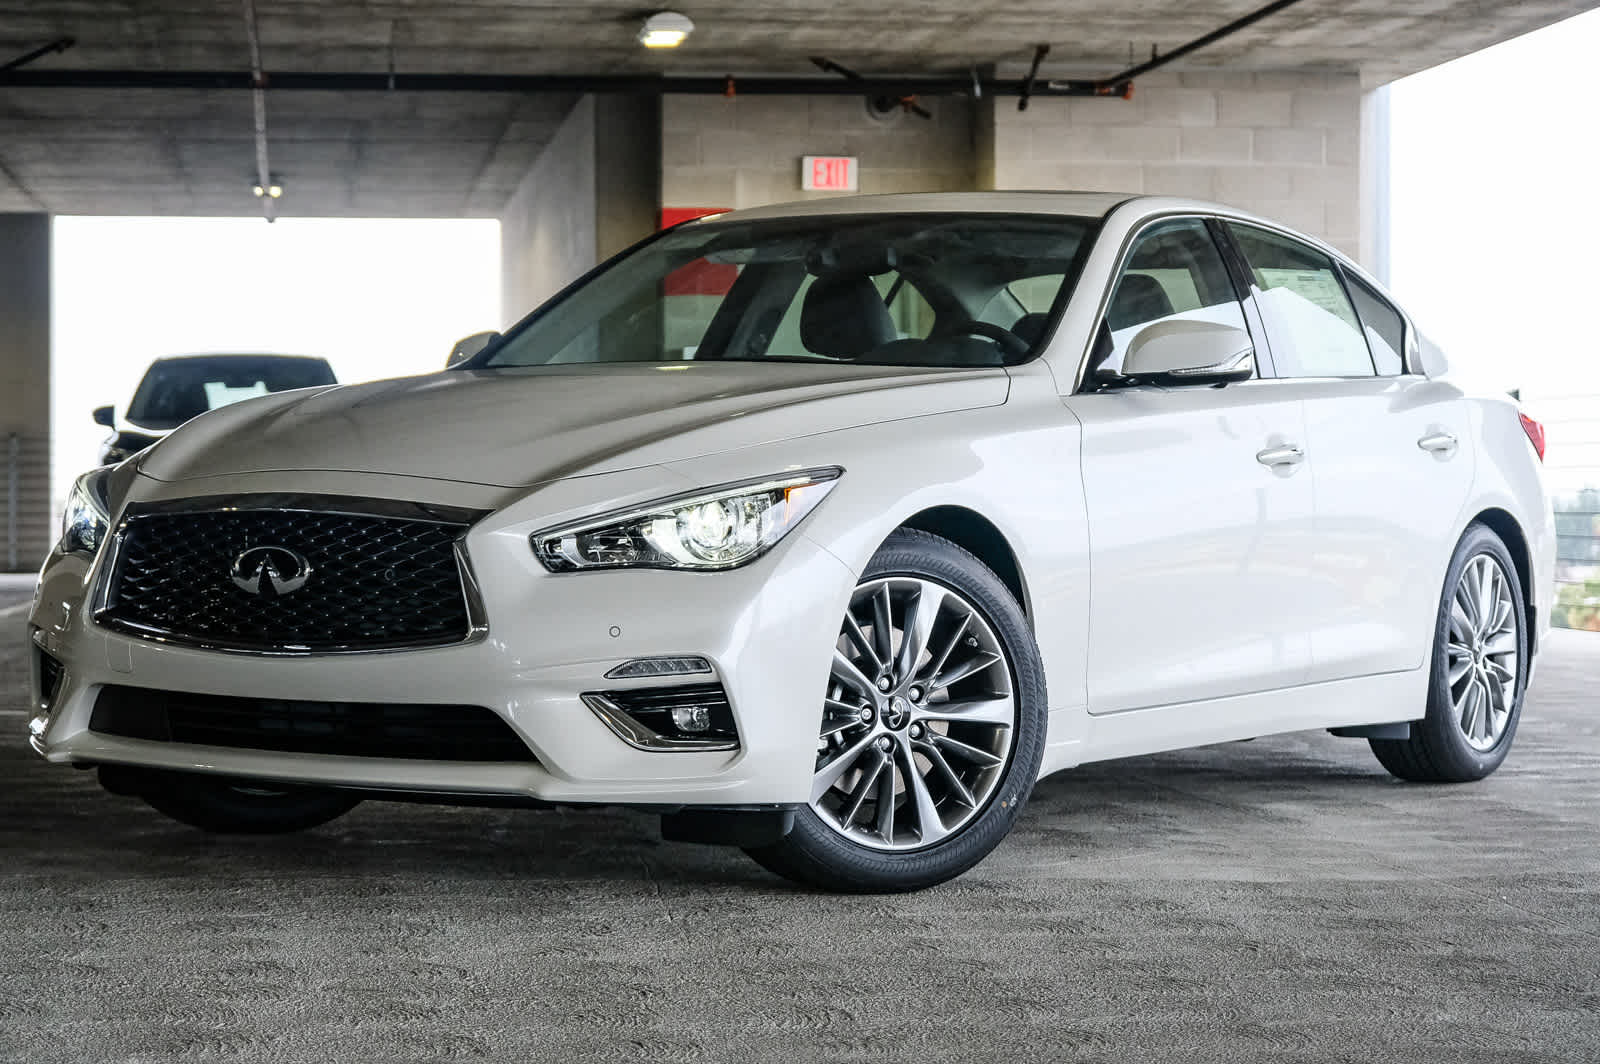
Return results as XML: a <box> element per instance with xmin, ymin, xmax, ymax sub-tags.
<box><xmin>60</xmin><ymin>468</ymin><xmax>113</xmax><ymax>557</ymax></box>
<box><xmin>532</xmin><ymin>468</ymin><xmax>842</xmax><ymax>572</ymax></box>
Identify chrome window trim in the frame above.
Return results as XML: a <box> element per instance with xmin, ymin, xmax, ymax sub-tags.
<box><xmin>91</xmin><ymin>493</ymin><xmax>491</xmax><ymax>657</ymax></box>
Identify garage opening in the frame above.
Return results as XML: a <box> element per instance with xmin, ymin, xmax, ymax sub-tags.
<box><xmin>49</xmin><ymin>216</ymin><xmax>501</xmax><ymax>513</ymax></box>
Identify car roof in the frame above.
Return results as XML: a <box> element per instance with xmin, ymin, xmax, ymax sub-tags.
<box><xmin>151</xmin><ymin>353</ymin><xmax>330</xmax><ymax>363</ymax></box>
<box><xmin>707</xmin><ymin>191</ymin><xmax>1137</xmax><ymax>223</ymax></box>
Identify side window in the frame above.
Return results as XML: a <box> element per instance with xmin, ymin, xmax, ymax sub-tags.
<box><xmin>1100</xmin><ymin>219</ymin><xmax>1249</xmax><ymax>375</ymax></box>
<box><xmin>1344</xmin><ymin>273</ymin><xmax>1407</xmax><ymax>375</ymax></box>
<box><xmin>1227</xmin><ymin>224</ymin><xmax>1375</xmax><ymax>378</ymax></box>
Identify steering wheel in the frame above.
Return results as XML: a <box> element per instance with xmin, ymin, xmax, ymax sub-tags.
<box><xmin>936</xmin><ymin>319</ymin><xmax>1031</xmax><ymax>358</ymax></box>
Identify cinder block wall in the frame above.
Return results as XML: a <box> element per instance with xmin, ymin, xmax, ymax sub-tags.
<box><xmin>983</xmin><ymin>71</ymin><xmax>1363</xmax><ymax>259</ymax></box>
<box><xmin>0</xmin><ymin>213</ymin><xmax>51</xmax><ymax>571</ymax></box>
<box><xmin>661</xmin><ymin>95</ymin><xmax>978</xmax><ymax>210</ymax></box>
<box><xmin>502</xmin><ymin>72</ymin><xmax>1369</xmax><ymax>317</ymax></box>
<box><xmin>500</xmin><ymin>95</ymin><xmax>662</xmax><ymax>325</ymax></box>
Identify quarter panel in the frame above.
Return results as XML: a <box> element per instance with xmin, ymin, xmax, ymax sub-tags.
<box><xmin>1298</xmin><ymin>376</ymin><xmax>1477</xmax><ymax>681</ymax></box>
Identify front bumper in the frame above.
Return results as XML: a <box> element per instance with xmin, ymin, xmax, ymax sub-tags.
<box><xmin>29</xmin><ymin>469</ymin><xmax>856</xmax><ymax>807</ymax></box>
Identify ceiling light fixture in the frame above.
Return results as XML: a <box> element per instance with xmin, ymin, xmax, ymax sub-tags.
<box><xmin>639</xmin><ymin>11</ymin><xmax>694</xmax><ymax>49</ymax></box>
<box><xmin>251</xmin><ymin>182</ymin><xmax>283</xmax><ymax>199</ymax></box>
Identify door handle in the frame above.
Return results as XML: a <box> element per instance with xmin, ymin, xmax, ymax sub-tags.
<box><xmin>1417</xmin><ymin>431</ymin><xmax>1458</xmax><ymax>457</ymax></box>
<box><xmin>1255</xmin><ymin>443</ymin><xmax>1304</xmax><ymax>469</ymax></box>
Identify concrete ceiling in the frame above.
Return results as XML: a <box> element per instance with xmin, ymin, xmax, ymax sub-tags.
<box><xmin>0</xmin><ymin>0</ymin><xmax>1590</xmax><ymax>217</ymax></box>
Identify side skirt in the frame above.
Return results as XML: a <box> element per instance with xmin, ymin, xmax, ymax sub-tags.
<box><xmin>1047</xmin><ymin>666</ymin><xmax>1428</xmax><ymax>774</ymax></box>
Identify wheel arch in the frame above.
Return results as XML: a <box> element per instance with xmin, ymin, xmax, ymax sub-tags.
<box><xmin>897</xmin><ymin>505</ymin><xmax>1030</xmax><ymax>620</ymax></box>
<box><xmin>1471</xmin><ymin>506</ymin><xmax>1537</xmax><ymax>659</ymax></box>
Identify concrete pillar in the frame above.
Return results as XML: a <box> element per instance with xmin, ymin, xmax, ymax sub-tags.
<box><xmin>499</xmin><ymin>94</ymin><xmax>662</xmax><ymax>327</ymax></box>
<box><xmin>1358</xmin><ymin>85</ymin><xmax>1392</xmax><ymax>285</ymax></box>
<box><xmin>0</xmin><ymin>213</ymin><xmax>51</xmax><ymax>572</ymax></box>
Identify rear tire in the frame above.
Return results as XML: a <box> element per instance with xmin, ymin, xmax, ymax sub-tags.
<box><xmin>745</xmin><ymin>529</ymin><xmax>1046</xmax><ymax>893</ymax></box>
<box><xmin>132</xmin><ymin>770</ymin><xmax>361</xmax><ymax>834</ymax></box>
<box><xmin>1370</xmin><ymin>523</ymin><xmax>1527</xmax><ymax>783</ymax></box>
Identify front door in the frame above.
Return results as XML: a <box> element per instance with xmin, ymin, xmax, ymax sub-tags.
<box><xmin>1067</xmin><ymin>217</ymin><xmax>1316</xmax><ymax>714</ymax></box>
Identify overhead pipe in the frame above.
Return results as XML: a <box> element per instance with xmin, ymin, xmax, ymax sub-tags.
<box><xmin>240</xmin><ymin>0</ymin><xmax>276</xmax><ymax>221</ymax></box>
<box><xmin>0</xmin><ymin>0</ymin><xmax>1309</xmax><ymax>102</ymax></box>
<box><xmin>0</xmin><ymin>36</ymin><xmax>74</xmax><ymax>74</ymax></box>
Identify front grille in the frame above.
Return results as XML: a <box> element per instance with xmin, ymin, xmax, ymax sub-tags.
<box><xmin>99</xmin><ymin>503</ymin><xmax>475</xmax><ymax>652</ymax></box>
<box><xmin>90</xmin><ymin>686</ymin><xmax>536</xmax><ymax>762</ymax></box>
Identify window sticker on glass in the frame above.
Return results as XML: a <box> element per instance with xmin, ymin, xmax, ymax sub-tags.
<box><xmin>203</xmin><ymin>380</ymin><xmax>270</xmax><ymax>410</ymax></box>
<box><xmin>1257</xmin><ymin>269</ymin><xmax>1362</xmax><ymax>327</ymax></box>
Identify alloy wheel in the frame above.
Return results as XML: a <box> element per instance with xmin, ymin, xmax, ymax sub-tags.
<box><xmin>1446</xmin><ymin>553</ymin><xmax>1520</xmax><ymax>752</ymax></box>
<box><xmin>812</xmin><ymin>576</ymin><xmax>1016</xmax><ymax>851</ymax></box>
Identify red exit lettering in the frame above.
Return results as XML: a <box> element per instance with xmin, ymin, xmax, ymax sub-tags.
<box><xmin>801</xmin><ymin>156</ymin><xmax>858</xmax><ymax>192</ymax></box>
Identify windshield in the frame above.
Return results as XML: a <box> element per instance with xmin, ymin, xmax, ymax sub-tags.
<box><xmin>481</xmin><ymin>212</ymin><xmax>1095</xmax><ymax>370</ymax></box>
<box><xmin>126</xmin><ymin>356</ymin><xmax>337</xmax><ymax>429</ymax></box>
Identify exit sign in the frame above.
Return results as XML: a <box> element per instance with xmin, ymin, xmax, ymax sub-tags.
<box><xmin>801</xmin><ymin>155</ymin><xmax>858</xmax><ymax>192</ymax></box>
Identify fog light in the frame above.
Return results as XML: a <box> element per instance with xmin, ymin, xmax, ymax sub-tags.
<box><xmin>581</xmin><ymin>683</ymin><xmax>738</xmax><ymax>752</ymax></box>
<box><xmin>669</xmin><ymin>705</ymin><xmax>712</xmax><ymax>733</ymax></box>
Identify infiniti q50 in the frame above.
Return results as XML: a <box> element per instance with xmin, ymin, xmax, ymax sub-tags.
<box><xmin>30</xmin><ymin>193</ymin><xmax>1553</xmax><ymax>892</ymax></box>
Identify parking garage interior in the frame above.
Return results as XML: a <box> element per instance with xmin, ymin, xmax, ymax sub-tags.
<box><xmin>3</xmin><ymin>1</ymin><xmax>1599</xmax><ymax>1060</ymax></box>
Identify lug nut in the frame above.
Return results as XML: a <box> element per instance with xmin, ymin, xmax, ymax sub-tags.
<box><xmin>908</xmin><ymin>686</ymin><xmax>923</xmax><ymax>702</ymax></box>
<box><xmin>909</xmin><ymin>723</ymin><xmax>923</xmax><ymax>740</ymax></box>
<box><xmin>876</xmin><ymin>736</ymin><xmax>894</xmax><ymax>751</ymax></box>
<box><xmin>858</xmin><ymin>706</ymin><xmax>874</xmax><ymax>722</ymax></box>
<box><xmin>877</xmin><ymin>676</ymin><xmax>892</xmax><ymax>692</ymax></box>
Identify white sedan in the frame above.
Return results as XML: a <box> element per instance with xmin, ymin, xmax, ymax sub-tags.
<box><xmin>30</xmin><ymin>193</ymin><xmax>1553</xmax><ymax>892</ymax></box>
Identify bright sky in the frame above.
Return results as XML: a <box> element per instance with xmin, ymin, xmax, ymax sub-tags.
<box><xmin>50</xmin><ymin>217</ymin><xmax>501</xmax><ymax>507</ymax></box>
<box><xmin>1389</xmin><ymin>7</ymin><xmax>1600</xmax><ymax>495</ymax></box>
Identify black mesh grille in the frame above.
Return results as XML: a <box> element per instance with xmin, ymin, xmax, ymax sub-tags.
<box><xmin>90</xmin><ymin>686</ymin><xmax>535</xmax><ymax>762</ymax></box>
<box><xmin>101</xmin><ymin>506</ymin><xmax>473</xmax><ymax>651</ymax></box>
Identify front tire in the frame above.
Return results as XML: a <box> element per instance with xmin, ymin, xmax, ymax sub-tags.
<box><xmin>130</xmin><ymin>770</ymin><xmax>361</xmax><ymax>834</ymax></box>
<box><xmin>1370</xmin><ymin>523</ymin><xmax>1528</xmax><ymax>783</ymax></box>
<box><xmin>745</xmin><ymin>529</ymin><xmax>1046</xmax><ymax>892</ymax></box>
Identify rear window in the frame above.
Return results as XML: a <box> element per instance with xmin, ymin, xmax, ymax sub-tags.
<box><xmin>126</xmin><ymin>357</ymin><xmax>337</xmax><ymax>429</ymax></box>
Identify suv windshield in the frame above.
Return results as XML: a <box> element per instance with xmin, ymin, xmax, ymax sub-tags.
<box><xmin>125</xmin><ymin>356</ymin><xmax>337</xmax><ymax>429</ymax></box>
<box><xmin>481</xmin><ymin>213</ymin><xmax>1094</xmax><ymax>370</ymax></box>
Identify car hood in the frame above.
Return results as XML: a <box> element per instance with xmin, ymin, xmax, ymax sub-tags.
<box><xmin>139</xmin><ymin>362</ymin><xmax>1011</xmax><ymax>489</ymax></box>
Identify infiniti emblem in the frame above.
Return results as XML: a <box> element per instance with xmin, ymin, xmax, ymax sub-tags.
<box><xmin>230</xmin><ymin>545</ymin><xmax>313</xmax><ymax>597</ymax></box>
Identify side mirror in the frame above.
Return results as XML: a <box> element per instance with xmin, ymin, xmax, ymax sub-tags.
<box><xmin>447</xmin><ymin>331</ymin><xmax>500</xmax><ymax>368</ymax></box>
<box><xmin>92</xmin><ymin>405</ymin><xmax>115</xmax><ymax>427</ymax></box>
<box><xmin>1119</xmin><ymin>319</ymin><xmax>1255</xmax><ymax>385</ymax></box>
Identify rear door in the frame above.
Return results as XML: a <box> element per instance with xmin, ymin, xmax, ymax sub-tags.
<box><xmin>1066</xmin><ymin>217</ymin><xmax>1315</xmax><ymax>714</ymax></box>
<box><xmin>1223</xmin><ymin>222</ymin><xmax>1475</xmax><ymax>681</ymax></box>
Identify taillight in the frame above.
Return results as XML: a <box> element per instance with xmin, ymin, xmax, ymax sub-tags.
<box><xmin>1519</xmin><ymin>412</ymin><xmax>1546</xmax><ymax>462</ymax></box>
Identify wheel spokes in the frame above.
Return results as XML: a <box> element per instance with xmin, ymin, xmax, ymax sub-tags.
<box><xmin>920</xmin><ymin>694</ymin><xmax>1016</xmax><ymax>727</ymax></box>
<box><xmin>812</xmin><ymin>575</ymin><xmax>1015</xmax><ymax>853</ymax></box>
<box><xmin>920</xmin><ymin>741</ymin><xmax>977</xmax><ymax>808</ymax></box>
<box><xmin>813</xmin><ymin>731</ymin><xmax>878</xmax><ymax>802</ymax></box>
<box><xmin>831</xmin><ymin>649</ymin><xmax>877</xmax><ymax>701</ymax></box>
<box><xmin>903</xmin><ymin>748</ymin><xmax>950</xmax><ymax>846</ymax></box>
<box><xmin>894</xmin><ymin>583</ymin><xmax>944</xmax><ymax>683</ymax></box>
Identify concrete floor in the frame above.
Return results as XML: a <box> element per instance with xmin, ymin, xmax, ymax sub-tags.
<box><xmin>1</xmin><ymin>606</ymin><xmax>1596</xmax><ymax>1063</ymax></box>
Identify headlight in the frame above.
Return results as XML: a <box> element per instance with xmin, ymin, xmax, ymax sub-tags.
<box><xmin>60</xmin><ymin>468</ymin><xmax>113</xmax><ymax>557</ymax></box>
<box><xmin>532</xmin><ymin>468</ymin><xmax>842</xmax><ymax>572</ymax></box>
